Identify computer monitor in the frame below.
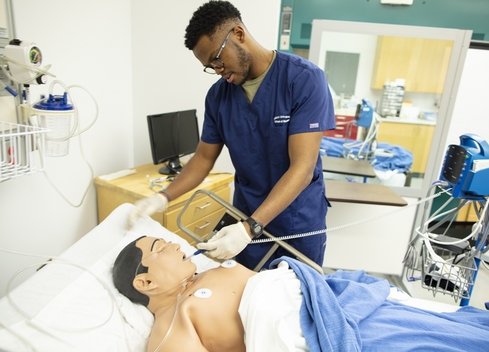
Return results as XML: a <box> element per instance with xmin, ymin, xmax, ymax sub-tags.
<box><xmin>147</xmin><ymin>109</ymin><xmax>200</xmax><ymax>175</ymax></box>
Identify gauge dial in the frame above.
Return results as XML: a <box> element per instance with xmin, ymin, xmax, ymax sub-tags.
<box><xmin>29</xmin><ymin>46</ymin><xmax>42</xmax><ymax>65</ymax></box>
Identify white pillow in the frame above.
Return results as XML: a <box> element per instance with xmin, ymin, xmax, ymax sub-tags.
<box><xmin>0</xmin><ymin>202</ymin><xmax>220</xmax><ymax>352</ymax></box>
<box><xmin>108</xmin><ymin>215</ymin><xmax>219</xmax><ymax>338</ymax></box>
<box><xmin>2</xmin><ymin>209</ymin><xmax>218</xmax><ymax>352</ymax></box>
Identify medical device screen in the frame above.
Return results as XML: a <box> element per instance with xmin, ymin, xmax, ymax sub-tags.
<box><xmin>147</xmin><ymin>109</ymin><xmax>200</xmax><ymax>175</ymax></box>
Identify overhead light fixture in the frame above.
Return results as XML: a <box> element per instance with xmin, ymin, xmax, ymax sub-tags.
<box><xmin>380</xmin><ymin>0</ymin><xmax>414</xmax><ymax>5</ymax></box>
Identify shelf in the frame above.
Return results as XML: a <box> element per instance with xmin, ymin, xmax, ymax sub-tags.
<box><xmin>0</xmin><ymin>121</ymin><xmax>47</xmax><ymax>182</ymax></box>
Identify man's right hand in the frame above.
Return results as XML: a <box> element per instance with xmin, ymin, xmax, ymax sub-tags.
<box><xmin>127</xmin><ymin>193</ymin><xmax>168</xmax><ymax>229</ymax></box>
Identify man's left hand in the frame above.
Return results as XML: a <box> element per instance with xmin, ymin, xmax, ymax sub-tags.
<box><xmin>197</xmin><ymin>222</ymin><xmax>251</xmax><ymax>259</ymax></box>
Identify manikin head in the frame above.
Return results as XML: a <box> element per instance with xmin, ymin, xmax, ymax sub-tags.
<box><xmin>184</xmin><ymin>0</ymin><xmax>256</xmax><ymax>85</ymax></box>
<box><xmin>113</xmin><ymin>236</ymin><xmax>196</xmax><ymax>307</ymax></box>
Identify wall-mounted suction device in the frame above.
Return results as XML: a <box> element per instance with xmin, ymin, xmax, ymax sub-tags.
<box><xmin>5</xmin><ymin>39</ymin><xmax>47</xmax><ymax>85</ymax></box>
<box><xmin>0</xmin><ymin>39</ymin><xmax>55</xmax><ymax>99</ymax></box>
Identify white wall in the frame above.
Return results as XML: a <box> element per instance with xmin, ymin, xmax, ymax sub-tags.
<box><xmin>319</xmin><ymin>31</ymin><xmax>378</xmax><ymax>103</ymax></box>
<box><xmin>0</xmin><ymin>0</ymin><xmax>280</xmax><ymax>296</ymax></box>
<box><xmin>324</xmin><ymin>196</ymin><xmax>418</xmax><ymax>276</ymax></box>
<box><xmin>442</xmin><ymin>48</ymin><xmax>489</xmax><ymax>150</ymax></box>
<box><xmin>130</xmin><ymin>0</ymin><xmax>281</xmax><ymax>171</ymax></box>
<box><xmin>0</xmin><ymin>0</ymin><xmax>134</xmax><ymax>296</ymax></box>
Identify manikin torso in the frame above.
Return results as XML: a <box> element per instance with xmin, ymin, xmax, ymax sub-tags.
<box><xmin>147</xmin><ymin>262</ymin><xmax>256</xmax><ymax>352</ymax></box>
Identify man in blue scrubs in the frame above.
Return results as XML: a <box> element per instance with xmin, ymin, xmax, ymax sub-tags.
<box><xmin>128</xmin><ymin>0</ymin><xmax>335</xmax><ymax>270</ymax></box>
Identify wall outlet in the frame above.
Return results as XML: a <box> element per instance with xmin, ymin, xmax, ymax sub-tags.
<box><xmin>280</xmin><ymin>35</ymin><xmax>290</xmax><ymax>50</ymax></box>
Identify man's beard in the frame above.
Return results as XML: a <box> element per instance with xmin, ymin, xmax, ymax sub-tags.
<box><xmin>233</xmin><ymin>43</ymin><xmax>252</xmax><ymax>86</ymax></box>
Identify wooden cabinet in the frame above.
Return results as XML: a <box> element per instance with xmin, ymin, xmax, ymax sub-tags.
<box><xmin>164</xmin><ymin>186</ymin><xmax>230</xmax><ymax>243</ymax></box>
<box><xmin>371</xmin><ymin>36</ymin><xmax>453</xmax><ymax>93</ymax></box>
<box><xmin>456</xmin><ymin>202</ymin><xmax>479</xmax><ymax>223</ymax></box>
<box><xmin>324</xmin><ymin>114</ymin><xmax>358</xmax><ymax>139</ymax></box>
<box><xmin>94</xmin><ymin>163</ymin><xmax>234</xmax><ymax>245</ymax></box>
<box><xmin>376</xmin><ymin>121</ymin><xmax>435</xmax><ymax>174</ymax></box>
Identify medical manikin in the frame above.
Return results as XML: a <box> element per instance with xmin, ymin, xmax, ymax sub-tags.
<box><xmin>113</xmin><ymin>236</ymin><xmax>256</xmax><ymax>352</ymax></box>
<box><xmin>114</xmin><ymin>236</ymin><xmax>489</xmax><ymax>352</ymax></box>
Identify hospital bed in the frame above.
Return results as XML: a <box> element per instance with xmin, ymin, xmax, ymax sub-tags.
<box><xmin>0</xmin><ymin>203</ymin><xmax>484</xmax><ymax>352</ymax></box>
<box><xmin>177</xmin><ymin>189</ymin><xmax>324</xmax><ymax>274</ymax></box>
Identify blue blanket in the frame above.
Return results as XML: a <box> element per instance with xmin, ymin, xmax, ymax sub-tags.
<box><xmin>270</xmin><ymin>257</ymin><xmax>489</xmax><ymax>352</ymax></box>
<box><xmin>320</xmin><ymin>137</ymin><xmax>413</xmax><ymax>172</ymax></box>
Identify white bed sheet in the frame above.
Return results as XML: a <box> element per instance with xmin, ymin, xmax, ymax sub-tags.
<box><xmin>239</xmin><ymin>261</ymin><xmax>459</xmax><ymax>352</ymax></box>
<box><xmin>239</xmin><ymin>261</ymin><xmax>309</xmax><ymax>352</ymax></box>
<box><xmin>0</xmin><ymin>203</ymin><xmax>218</xmax><ymax>352</ymax></box>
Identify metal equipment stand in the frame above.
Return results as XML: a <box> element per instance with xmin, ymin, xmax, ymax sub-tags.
<box><xmin>404</xmin><ymin>195</ymin><xmax>488</xmax><ymax>306</ymax></box>
<box><xmin>404</xmin><ymin>134</ymin><xmax>489</xmax><ymax>306</ymax></box>
<box><xmin>177</xmin><ymin>189</ymin><xmax>324</xmax><ymax>274</ymax></box>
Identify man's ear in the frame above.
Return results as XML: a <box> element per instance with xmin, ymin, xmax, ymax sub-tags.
<box><xmin>133</xmin><ymin>273</ymin><xmax>158</xmax><ymax>293</ymax></box>
<box><xmin>234</xmin><ymin>25</ymin><xmax>246</xmax><ymax>43</ymax></box>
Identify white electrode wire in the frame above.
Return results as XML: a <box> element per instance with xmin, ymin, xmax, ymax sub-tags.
<box><xmin>46</xmin><ymin>80</ymin><xmax>99</xmax><ymax>140</ymax></box>
<box><xmin>154</xmin><ymin>294</ymin><xmax>182</xmax><ymax>352</ymax></box>
<box><xmin>422</xmin><ymin>237</ymin><xmax>445</xmax><ymax>264</ymax></box>
<box><xmin>472</xmin><ymin>200</ymin><xmax>487</xmax><ymax>224</ymax></box>
<box><xmin>26</xmin><ymin>80</ymin><xmax>99</xmax><ymax>141</ymax></box>
<box><xmin>46</xmin><ymin>80</ymin><xmax>97</xmax><ymax>142</ymax></box>
<box><xmin>416</xmin><ymin>198</ymin><xmax>488</xmax><ymax>246</ymax></box>
<box><xmin>402</xmin><ymin>182</ymin><xmax>454</xmax><ymax>271</ymax></box>
<box><xmin>344</xmin><ymin>120</ymin><xmax>355</xmax><ymax>142</ymax></box>
<box><xmin>35</xmin><ymin>128</ymin><xmax>95</xmax><ymax>208</ymax></box>
<box><xmin>403</xmin><ymin>183</ymin><xmax>486</xmax><ymax>277</ymax></box>
<box><xmin>0</xmin><ymin>246</ymin><xmax>134</xmax><ymax>352</ymax></box>
<box><xmin>252</xmin><ymin>185</ymin><xmax>451</xmax><ymax>244</ymax></box>
<box><xmin>472</xmin><ymin>207</ymin><xmax>489</xmax><ymax>258</ymax></box>
<box><xmin>415</xmin><ymin>195</ymin><xmax>487</xmax><ymax>270</ymax></box>
<box><xmin>427</xmin><ymin>189</ymin><xmax>463</xmax><ymax>224</ymax></box>
<box><xmin>421</xmin><ymin>198</ymin><xmax>469</xmax><ymax>236</ymax></box>
<box><xmin>343</xmin><ymin>112</ymin><xmax>381</xmax><ymax>160</ymax></box>
<box><xmin>418</xmin><ymin>187</ymin><xmax>473</xmax><ymax>273</ymax></box>
<box><xmin>411</xmin><ymin>181</ymin><xmax>449</xmax><ymax>239</ymax></box>
<box><xmin>480</xmin><ymin>256</ymin><xmax>489</xmax><ymax>271</ymax></box>
<box><xmin>356</xmin><ymin>113</ymin><xmax>380</xmax><ymax>158</ymax></box>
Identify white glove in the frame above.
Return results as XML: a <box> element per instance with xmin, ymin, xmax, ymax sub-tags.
<box><xmin>127</xmin><ymin>193</ymin><xmax>168</xmax><ymax>229</ymax></box>
<box><xmin>197</xmin><ymin>222</ymin><xmax>251</xmax><ymax>260</ymax></box>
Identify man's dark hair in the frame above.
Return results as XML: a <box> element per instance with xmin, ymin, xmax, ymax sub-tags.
<box><xmin>184</xmin><ymin>0</ymin><xmax>242</xmax><ymax>50</ymax></box>
<box><xmin>113</xmin><ymin>236</ymin><xmax>149</xmax><ymax>306</ymax></box>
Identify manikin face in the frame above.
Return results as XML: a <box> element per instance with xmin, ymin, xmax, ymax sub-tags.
<box><xmin>135</xmin><ymin>236</ymin><xmax>196</xmax><ymax>293</ymax></box>
<box><xmin>193</xmin><ymin>26</ymin><xmax>253</xmax><ymax>86</ymax></box>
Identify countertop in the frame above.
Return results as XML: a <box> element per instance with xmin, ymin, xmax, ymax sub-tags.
<box><xmin>334</xmin><ymin>108</ymin><xmax>357</xmax><ymax>116</ymax></box>
<box><xmin>333</xmin><ymin>108</ymin><xmax>436</xmax><ymax>126</ymax></box>
<box><xmin>380</xmin><ymin>117</ymin><xmax>436</xmax><ymax>126</ymax></box>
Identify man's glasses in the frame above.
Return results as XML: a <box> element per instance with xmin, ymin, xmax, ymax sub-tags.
<box><xmin>203</xmin><ymin>27</ymin><xmax>235</xmax><ymax>74</ymax></box>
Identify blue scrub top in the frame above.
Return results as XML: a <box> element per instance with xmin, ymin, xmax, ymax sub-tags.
<box><xmin>202</xmin><ymin>51</ymin><xmax>336</xmax><ymax>269</ymax></box>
